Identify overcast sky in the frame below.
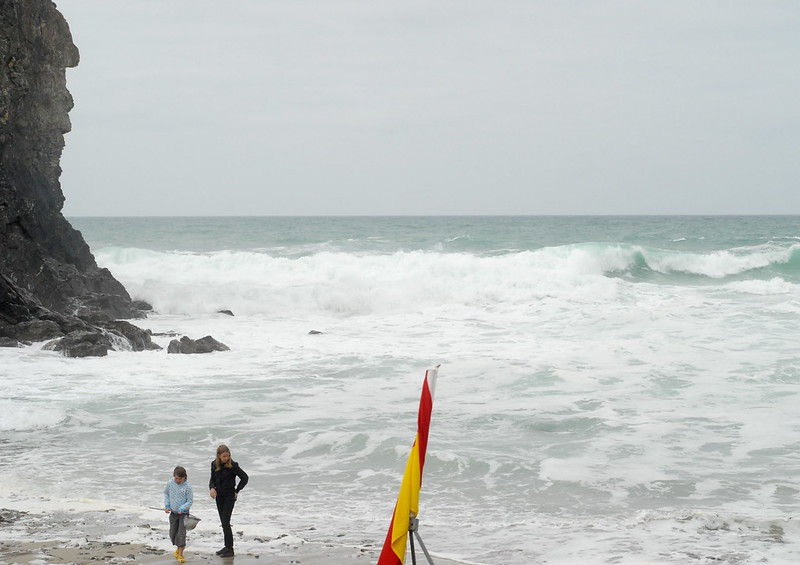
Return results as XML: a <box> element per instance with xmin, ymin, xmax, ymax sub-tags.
<box><xmin>57</xmin><ymin>1</ymin><xmax>800</xmax><ymax>216</ymax></box>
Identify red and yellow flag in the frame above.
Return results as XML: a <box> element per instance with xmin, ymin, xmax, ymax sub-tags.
<box><xmin>377</xmin><ymin>367</ymin><xmax>439</xmax><ymax>565</ymax></box>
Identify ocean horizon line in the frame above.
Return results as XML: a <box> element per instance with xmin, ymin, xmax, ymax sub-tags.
<box><xmin>65</xmin><ymin>213</ymin><xmax>800</xmax><ymax>219</ymax></box>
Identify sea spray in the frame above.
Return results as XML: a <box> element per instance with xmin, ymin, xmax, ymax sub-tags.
<box><xmin>3</xmin><ymin>216</ymin><xmax>800</xmax><ymax>564</ymax></box>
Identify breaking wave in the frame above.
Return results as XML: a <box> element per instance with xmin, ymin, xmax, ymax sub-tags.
<box><xmin>92</xmin><ymin>242</ymin><xmax>800</xmax><ymax>316</ymax></box>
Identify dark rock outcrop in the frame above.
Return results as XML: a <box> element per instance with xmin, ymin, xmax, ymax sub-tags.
<box><xmin>39</xmin><ymin>320</ymin><xmax>162</xmax><ymax>357</ymax></box>
<box><xmin>1</xmin><ymin>0</ymin><xmax>145</xmax><ymax>344</ymax></box>
<box><xmin>1</xmin><ymin>271</ymin><xmax>95</xmax><ymax>339</ymax></box>
<box><xmin>167</xmin><ymin>335</ymin><xmax>230</xmax><ymax>354</ymax></box>
<box><xmin>102</xmin><ymin>320</ymin><xmax>161</xmax><ymax>352</ymax></box>
<box><xmin>43</xmin><ymin>329</ymin><xmax>113</xmax><ymax>358</ymax></box>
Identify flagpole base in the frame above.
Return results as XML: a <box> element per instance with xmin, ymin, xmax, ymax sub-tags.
<box><xmin>408</xmin><ymin>517</ymin><xmax>436</xmax><ymax>565</ymax></box>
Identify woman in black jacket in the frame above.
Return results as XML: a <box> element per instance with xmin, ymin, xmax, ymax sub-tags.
<box><xmin>209</xmin><ymin>444</ymin><xmax>249</xmax><ymax>557</ymax></box>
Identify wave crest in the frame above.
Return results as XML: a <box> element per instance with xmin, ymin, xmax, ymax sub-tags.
<box><xmin>0</xmin><ymin>400</ymin><xmax>66</xmax><ymax>431</ymax></box>
<box><xmin>93</xmin><ymin>243</ymin><xmax>800</xmax><ymax>316</ymax></box>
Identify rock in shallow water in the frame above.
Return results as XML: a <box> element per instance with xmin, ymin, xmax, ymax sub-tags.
<box><xmin>101</xmin><ymin>320</ymin><xmax>162</xmax><ymax>352</ymax></box>
<box><xmin>43</xmin><ymin>330</ymin><xmax>112</xmax><ymax>357</ymax></box>
<box><xmin>167</xmin><ymin>335</ymin><xmax>230</xmax><ymax>354</ymax></box>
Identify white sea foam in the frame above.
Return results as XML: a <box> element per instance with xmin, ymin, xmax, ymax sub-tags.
<box><xmin>0</xmin><ymin>399</ymin><xmax>66</xmax><ymax>431</ymax></box>
<box><xmin>725</xmin><ymin>277</ymin><xmax>796</xmax><ymax>295</ymax></box>
<box><xmin>92</xmin><ymin>243</ymin><xmax>800</xmax><ymax>321</ymax></box>
<box><xmin>93</xmin><ymin>247</ymin><xmax>631</xmax><ymax>317</ymax></box>
<box><xmin>5</xmin><ymin>218</ymin><xmax>800</xmax><ymax>564</ymax></box>
<box><xmin>650</xmin><ymin>249</ymin><xmax>773</xmax><ymax>277</ymax></box>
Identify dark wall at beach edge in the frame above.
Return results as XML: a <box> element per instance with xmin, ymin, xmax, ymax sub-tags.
<box><xmin>0</xmin><ymin>0</ymin><xmax>153</xmax><ymax>352</ymax></box>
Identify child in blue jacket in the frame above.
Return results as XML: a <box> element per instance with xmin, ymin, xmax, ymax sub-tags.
<box><xmin>164</xmin><ymin>466</ymin><xmax>193</xmax><ymax>563</ymax></box>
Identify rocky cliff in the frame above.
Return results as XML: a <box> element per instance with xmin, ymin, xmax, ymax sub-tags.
<box><xmin>1</xmin><ymin>0</ymin><xmax>145</xmax><ymax>348</ymax></box>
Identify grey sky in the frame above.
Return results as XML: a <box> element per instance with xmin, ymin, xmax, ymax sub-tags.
<box><xmin>57</xmin><ymin>1</ymin><xmax>800</xmax><ymax>216</ymax></box>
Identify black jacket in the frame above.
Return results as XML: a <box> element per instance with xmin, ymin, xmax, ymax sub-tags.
<box><xmin>209</xmin><ymin>460</ymin><xmax>249</xmax><ymax>497</ymax></box>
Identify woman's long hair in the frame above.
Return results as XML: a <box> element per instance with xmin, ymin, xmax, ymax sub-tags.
<box><xmin>214</xmin><ymin>444</ymin><xmax>233</xmax><ymax>472</ymax></box>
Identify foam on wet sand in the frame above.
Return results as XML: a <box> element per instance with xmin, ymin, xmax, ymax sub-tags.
<box><xmin>0</xmin><ymin>506</ymin><xmax>464</xmax><ymax>565</ymax></box>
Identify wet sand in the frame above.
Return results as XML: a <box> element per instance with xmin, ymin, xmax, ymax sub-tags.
<box><xmin>0</xmin><ymin>506</ymin><xmax>463</xmax><ymax>565</ymax></box>
<box><xmin>0</xmin><ymin>539</ymin><xmax>378</xmax><ymax>565</ymax></box>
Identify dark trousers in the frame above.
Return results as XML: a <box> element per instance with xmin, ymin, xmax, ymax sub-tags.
<box><xmin>169</xmin><ymin>513</ymin><xmax>186</xmax><ymax>548</ymax></box>
<box><xmin>215</xmin><ymin>494</ymin><xmax>237</xmax><ymax>548</ymax></box>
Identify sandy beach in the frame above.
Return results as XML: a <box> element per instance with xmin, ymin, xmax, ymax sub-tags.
<box><xmin>0</xmin><ymin>539</ymin><xmax>378</xmax><ymax>565</ymax></box>
<box><xmin>0</xmin><ymin>506</ymin><xmax>462</xmax><ymax>565</ymax></box>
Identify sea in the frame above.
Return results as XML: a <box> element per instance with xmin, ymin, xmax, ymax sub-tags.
<box><xmin>3</xmin><ymin>215</ymin><xmax>800</xmax><ymax>564</ymax></box>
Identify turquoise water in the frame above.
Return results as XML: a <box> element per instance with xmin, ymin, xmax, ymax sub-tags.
<box><xmin>71</xmin><ymin>215</ymin><xmax>800</xmax><ymax>256</ymax></box>
<box><xmin>3</xmin><ymin>215</ymin><xmax>800</xmax><ymax>564</ymax></box>
<box><xmin>70</xmin><ymin>216</ymin><xmax>800</xmax><ymax>290</ymax></box>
